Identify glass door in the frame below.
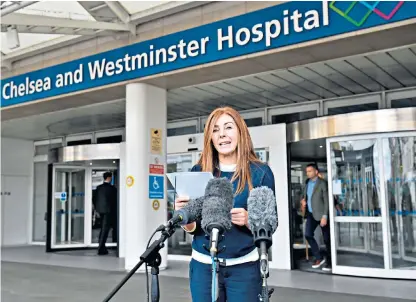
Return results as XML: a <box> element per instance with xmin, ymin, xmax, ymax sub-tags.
<box><xmin>51</xmin><ymin>166</ymin><xmax>87</xmax><ymax>249</ymax></box>
<box><xmin>327</xmin><ymin>132</ymin><xmax>416</xmax><ymax>279</ymax></box>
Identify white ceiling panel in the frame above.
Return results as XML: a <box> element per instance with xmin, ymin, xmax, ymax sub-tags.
<box><xmin>280</xmin><ymin>69</ymin><xmax>339</xmax><ymax>99</ymax></box>
<box><xmin>289</xmin><ymin>66</ymin><xmax>353</xmax><ymax>97</ymax></box>
<box><xmin>241</xmin><ymin>77</ymin><xmax>308</xmax><ymax>103</ymax></box>
<box><xmin>304</xmin><ymin>63</ymin><xmax>369</xmax><ymax>94</ymax></box>
<box><xmin>324</xmin><ymin>60</ymin><xmax>382</xmax><ymax>92</ymax></box>
<box><xmin>345</xmin><ymin>56</ymin><xmax>403</xmax><ymax>90</ymax></box>
<box><xmin>366</xmin><ymin>52</ymin><xmax>416</xmax><ymax>87</ymax></box>
<box><xmin>261</xmin><ymin>73</ymin><xmax>322</xmax><ymax>100</ymax></box>
<box><xmin>224</xmin><ymin>79</ymin><xmax>264</xmax><ymax>94</ymax></box>
<box><xmin>387</xmin><ymin>48</ymin><xmax>416</xmax><ymax>79</ymax></box>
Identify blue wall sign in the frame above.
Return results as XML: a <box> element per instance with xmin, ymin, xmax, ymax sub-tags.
<box><xmin>60</xmin><ymin>192</ymin><xmax>67</xmax><ymax>202</ymax></box>
<box><xmin>149</xmin><ymin>175</ymin><xmax>164</xmax><ymax>199</ymax></box>
<box><xmin>2</xmin><ymin>1</ymin><xmax>415</xmax><ymax>107</ymax></box>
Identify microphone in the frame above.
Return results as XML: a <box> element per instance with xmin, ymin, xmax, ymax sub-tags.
<box><xmin>247</xmin><ymin>186</ymin><xmax>278</xmax><ymax>277</ymax></box>
<box><xmin>201</xmin><ymin>177</ymin><xmax>234</xmax><ymax>257</ymax></box>
<box><xmin>157</xmin><ymin>196</ymin><xmax>204</xmax><ymax>231</ymax></box>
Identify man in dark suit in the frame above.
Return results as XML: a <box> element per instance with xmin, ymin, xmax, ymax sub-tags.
<box><xmin>94</xmin><ymin>171</ymin><xmax>117</xmax><ymax>255</ymax></box>
<box><xmin>301</xmin><ymin>163</ymin><xmax>331</xmax><ymax>271</ymax></box>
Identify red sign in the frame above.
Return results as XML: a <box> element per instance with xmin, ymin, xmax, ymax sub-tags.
<box><xmin>149</xmin><ymin>164</ymin><xmax>164</xmax><ymax>175</ymax></box>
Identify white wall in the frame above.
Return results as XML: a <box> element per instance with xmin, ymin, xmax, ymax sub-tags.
<box><xmin>1</xmin><ymin>137</ymin><xmax>33</xmax><ymax>246</ymax></box>
<box><xmin>166</xmin><ymin>124</ymin><xmax>291</xmax><ymax>270</ymax></box>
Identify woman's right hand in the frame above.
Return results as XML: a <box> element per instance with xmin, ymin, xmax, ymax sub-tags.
<box><xmin>175</xmin><ymin>196</ymin><xmax>196</xmax><ymax>232</ymax></box>
<box><xmin>175</xmin><ymin>195</ymin><xmax>190</xmax><ymax>211</ymax></box>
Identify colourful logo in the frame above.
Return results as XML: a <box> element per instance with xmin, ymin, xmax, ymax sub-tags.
<box><xmin>330</xmin><ymin>1</ymin><xmax>404</xmax><ymax>26</ymax></box>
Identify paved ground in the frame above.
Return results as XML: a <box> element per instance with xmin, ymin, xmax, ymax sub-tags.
<box><xmin>2</xmin><ymin>262</ymin><xmax>415</xmax><ymax>302</ymax></box>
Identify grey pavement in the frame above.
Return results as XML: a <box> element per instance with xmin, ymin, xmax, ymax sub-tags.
<box><xmin>2</xmin><ymin>262</ymin><xmax>415</xmax><ymax>302</ymax></box>
<box><xmin>3</xmin><ymin>246</ymin><xmax>416</xmax><ymax>300</ymax></box>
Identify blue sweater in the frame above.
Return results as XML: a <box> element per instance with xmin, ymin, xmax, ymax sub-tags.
<box><xmin>189</xmin><ymin>161</ymin><xmax>276</xmax><ymax>259</ymax></box>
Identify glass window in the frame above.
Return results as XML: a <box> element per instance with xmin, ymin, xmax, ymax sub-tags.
<box><xmin>330</xmin><ymin>139</ymin><xmax>381</xmax><ymax>217</ymax></box>
<box><xmin>391</xmin><ymin>98</ymin><xmax>416</xmax><ymax>109</ymax></box>
<box><xmin>167</xmin><ymin>126</ymin><xmax>197</xmax><ymax>137</ymax></box>
<box><xmin>336</xmin><ymin>222</ymin><xmax>384</xmax><ymax>268</ymax></box>
<box><xmin>329</xmin><ymin>139</ymin><xmax>384</xmax><ymax>269</ymax></box>
<box><xmin>271</xmin><ymin>111</ymin><xmax>317</xmax><ymax>124</ymax></box>
<box><xmin>32</xmin><ymin>162</ymin><xmax>48</xmax><ymax>242</ymax></box>
<box><xmin>67</xmin><ymin>139</ymin><xmax>91</xmax><ymax>146</ymax></box>
<box><xmin>34</xmin><ymin>143</ymin><xmax>62</xmax><ymax>156</ymax></box>
<box><xmin>382</xmin><ymin>136</ymin><xmax>416</xmax><ymax>269</ymax></box>
<box><xmin>244</xmin><ymin>117</ymin><xmax>263</xmax><ymax>127</ymax></box>
<box><xmin>328</xmin><ymin>103</ymin><xmax>379</xmax><ymax>115</ymax></box>
<box><xmin>96</xmin><ymin>135</ymin><xmax>123</xmax><ymax>144</ymax></box>
<box><xmin>255</xmin><ymin>148</ymin><xmax>269</xmax><ymax>163</ymax></box>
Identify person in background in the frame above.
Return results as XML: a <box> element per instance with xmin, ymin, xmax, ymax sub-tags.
<box><xmin>94</xmin><ymin>171</ymin><xmax>117</xmax><ymax>255</ymax></box>
<box><xmin>175</xmin><ymin>106</ymin><xmax>276</xmax><ymax>301</ymax></box>
<box><xmin>301</xmin><ymin>164</ymin><xmax>331</xmax><ymax>271</ymax></box>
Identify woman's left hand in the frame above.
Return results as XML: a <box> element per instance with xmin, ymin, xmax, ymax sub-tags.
<box><xmin>231</xmin><ymin>208</ymin><xmax>249</xmax><ymax>227</ymax></box>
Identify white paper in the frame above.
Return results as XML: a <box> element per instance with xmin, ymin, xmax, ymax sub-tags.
<box><xmin>166</xmin><ymin>172</ymin><xmax>213</xmax><ymax>198</ymax></box>
<box><xmin>332</xmin><ymin>179</ymin><xmax>342</xmax><ymax>195</ymax></box>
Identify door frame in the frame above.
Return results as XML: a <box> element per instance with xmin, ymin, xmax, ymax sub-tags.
<box><xmin>46</xmin><ymin>164</ymin><xmax>119</xmax><ymax>252</ymax></box>
<box><xmin>326</xmin><ymin>131</ymin><xmax>416</xmax><ymax>280</ymax></box>
<box><xmin>88</xmin><ymin>166</ymin><xmax>118</xmax><ymax>249</ymax></box>
<box><xmin>49</xmin><ymin>164</ymin><xmax>88</xmax><ymax>250</ymax></box>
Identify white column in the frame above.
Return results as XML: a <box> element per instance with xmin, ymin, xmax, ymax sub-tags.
<box><xmin>125</xmin><ymin>83</ymin><xmax>167</xmax><ymax>272</ymax></box>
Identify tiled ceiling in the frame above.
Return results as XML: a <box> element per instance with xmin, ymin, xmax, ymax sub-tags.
<box><xmin>2</xmin><ymin>45</ymin><xmax>416</xmax><ymax>140</ymax></box>
<box><xmin>167</xmin><ymin>45</ymin><xmax>416</xmax><ymax>120</ymax></box>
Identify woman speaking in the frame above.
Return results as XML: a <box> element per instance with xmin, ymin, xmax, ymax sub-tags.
<box><xmin>175</xmin><ymin>106</ymin><xmax>276</xmax><ymax>301</ymax></box>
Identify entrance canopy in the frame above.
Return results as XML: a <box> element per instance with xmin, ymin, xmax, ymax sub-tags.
<box><xmin>2</xmin><ymin>1</ymin><xmax>416</xmax><ymax>122</ymax></box>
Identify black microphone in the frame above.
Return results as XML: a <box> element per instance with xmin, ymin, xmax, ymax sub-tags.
<box><xmin>247</xmin><ymin>186</ymin><xmax>278</xmax><ymax>276</ymax></box>
<box><xmin>201</xmin><ymin>177</ymin><xmax>233</xmax><ymax>257</ymax></box>
<box><xmin>157</xmin><ymin>196</ymin><xmax>204</xmax><ymax>231</ymax></box>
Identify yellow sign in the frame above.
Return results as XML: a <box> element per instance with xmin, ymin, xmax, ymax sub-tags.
<box><xmin>151</xmin><ymin>128</ymin><xmax>162</xmax><ymax>155</ymax></box>
<box><xmin>152</xmin><ymin>199</ymin><xmax>160</xmax><ymax>211</ymax></box>
<box><xmin>126</xmin><ymin>175</ymin><xmax>134</xmax><ymax>187</ymax></box>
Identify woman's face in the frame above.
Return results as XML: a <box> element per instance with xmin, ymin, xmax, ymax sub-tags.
<box><xmin>211</xmin><ymin>113</ymin><xmax>239</xmax><ymax>156</ymax></box>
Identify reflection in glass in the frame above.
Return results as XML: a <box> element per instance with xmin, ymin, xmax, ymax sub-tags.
<box><xmin>71</xmin><ymin>170</ymin><xmax>85</xmax><ymax>243</ymax></box>
<box><xmin>383</xmin><ymin>136</ymin><xmax>416</xmax><ymax>269</ymax></box>
<box><xmin>54</xmin><ymin>169</ymin><xmax>85</xmax><ymax>245</ymax></box>
<box><xmin>54</xmin><ymin>170</ymin><xmax>66</xmax><ymax>244</ymax></box>
<box><xmin>330</xmin><ymin>140</ymin><xmax>381</xmax><ymax>217</ymax></box>
<box><xmin>336</xmin><ymin>222</ymin><xmax>384</xmax><ymax>268</ymax></box>
<box><xmin>330</xmin><ymin>139</ymin><xmax>384</xmax><ymax>268</ymax></box>
<box><xmin>167</xmin><ymin>153</ymin><xmax>194</xmax><ymax>256</ymax></box>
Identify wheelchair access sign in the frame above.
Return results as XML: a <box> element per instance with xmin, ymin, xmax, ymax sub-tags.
<box><xmin>149</xmin><ymin>175</ymin><xmax>164</xmax><ymax>199</ymax></box>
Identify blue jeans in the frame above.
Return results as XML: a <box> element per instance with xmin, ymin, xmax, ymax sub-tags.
<box><xmin>305</xmin><ymin>213</ymin><xmax>331</xmax><ymax>264</ymax></box>
<box><xmin>189</xmin><ymin>258</ymin><xmax>261</xmax><ymax>302</ymax></box>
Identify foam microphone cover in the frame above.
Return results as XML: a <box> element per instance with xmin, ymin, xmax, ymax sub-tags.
<box><xmin>177</xmin><ymin>196</ymin><xmax>205</xmax><ymax>224</ymax></box>
<box><xmin>247</xmin><ymin>186</ymin><xmax>278</xmax><ymax>234</ymax></box>
<box><xmin>201</xmin><ymin>177</ymin><xmax>234</xmax><ymax>234</ymax></box>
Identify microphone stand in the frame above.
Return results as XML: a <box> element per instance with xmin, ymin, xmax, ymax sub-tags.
<box><xmin>204</xmin><ymin>225</ymin><xmax>225</xmax><ymax>302</ymax></box>
<box><xmin>254</xmin><ymin>228</ymin><xmax>274</xmax><ymax>302</ymax></box>
<box><xmin>259</xmin><ymin>242</ymin><xmax>272</xmax><ymax>302</ymax></box>
<box><xmin>102</xmin><ymin>225</ymin><xmax>176</xmax><ymax>302</ymax></box>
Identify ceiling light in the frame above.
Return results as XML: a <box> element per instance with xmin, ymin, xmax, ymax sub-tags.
<box><xmin>320</xmin><ymin>145</ymin><xmax>323</xmax><ymax>148</ymax></box>
<box><xmin>6</xmin><ymin>25</ymin><xmax>20</xmax><ymax>49</ymax></box>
